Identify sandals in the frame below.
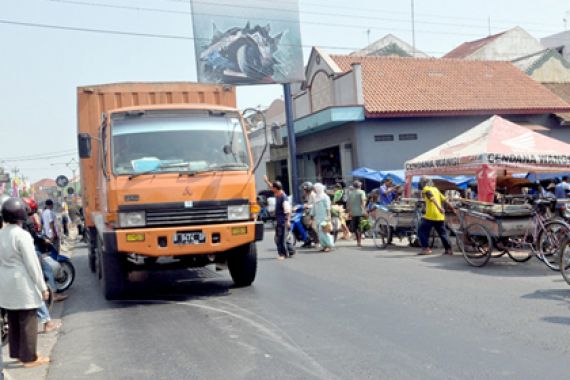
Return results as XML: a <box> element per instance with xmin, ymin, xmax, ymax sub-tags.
<box><xmin>44</xmin><ymin>320</ymin><xmax>62</xmax><ymax>333</ymax></box>
<box><xmin>23</xmin><ymin>356</ymin><xmax>50</xmax><ymax>368</ymax></box>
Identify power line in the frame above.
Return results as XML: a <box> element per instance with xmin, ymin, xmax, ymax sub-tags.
<box><xmin>46</xmin><ymin>0</ymin><xmax>561</xmax><ymax>35</ymax></box>
<box><xmin>0</xmin><ymin>149</ymin><xmax>77</xmax><ymax>161</ymax></box>
<box><xmin>158</xmin><ymin>0</ymin><xmax>564</xmax><ymax>30</ymax></box>
<box><xmin>0</xmin><ymin>17</ymin><xmax>560</xmax><ymax>56</ymax></box>
<box><xmin>0</xmin><ymin>151</ymin><xmax>77</xmax><ymax>163</ymax></box>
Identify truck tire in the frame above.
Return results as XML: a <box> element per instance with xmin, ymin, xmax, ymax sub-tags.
<box><xmin>88</xmin><ymin>227</ymin><xmax>97</xmax><ymax>273</ymax></box>
<box><xmin>97</xmin><ymin>236</ymin><xmax>128</xmax><ymax>300</ymax></box>
<box><xmin>228</xmin><ymin>243</ymin><xmax>257</xmax><ymax>287</ymax></box>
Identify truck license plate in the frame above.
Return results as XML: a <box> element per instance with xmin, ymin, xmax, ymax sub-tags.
<box><xmin>173</xmin><ymin>231</ymin><xmax>206</xmax><ymax>245</ymax></box>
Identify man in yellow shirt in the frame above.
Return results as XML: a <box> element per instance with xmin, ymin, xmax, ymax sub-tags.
<box><xmin>418</xmin><ymin>176</ymin><xmax>454</xmax><ymax>255</ymax></box>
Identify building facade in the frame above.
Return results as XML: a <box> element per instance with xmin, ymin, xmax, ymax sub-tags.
<box><xmin>266</xmin><ymin>48</ymin><xmax>570</xmax><ymax>187</ymax></box>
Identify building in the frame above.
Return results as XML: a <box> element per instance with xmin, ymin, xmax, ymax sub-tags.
<box><xmin>269</xmin><ymin>48</ymin><xmax>570</xmax><ymax>185</ymax></box>
<box><xmin>512</xmin><ymin>48</ymin><xmax>570</xmax><ymax>82</ymax></box>
<box><xmin>31</xmin><ymin>178</ymin><xmax>58</xmax><ymax>203</ymax></box>
<box><xmin>352</xmin><ymin>34</ymin><xmax>429</xmax><ymax>58</ymax></box>
<box><xmin>443</xmin><ymin>26</ymin><xmax>544</xmax><ymax>61</ymax></box>
<box><xmin>248</xmin><ymin>99</ymin><xmax>287</xmax><ymax>192</ymax></box>
<box><xmin>541</xmin><ymin>83</ymin><xmax>570</xmax><ymax>126</ymax></box>
<box><xmin>541</xmin><ymin>30</ymin><xmax>570</xmax><ymax>63</ymax></box>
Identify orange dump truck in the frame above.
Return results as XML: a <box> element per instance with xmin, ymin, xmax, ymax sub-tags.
<box><xmin>77</xmin><ymin>82</ymin><xmax>263</xmax><ymax>299</ymax></box>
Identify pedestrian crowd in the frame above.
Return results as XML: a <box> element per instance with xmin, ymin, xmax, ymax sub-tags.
<box><xmin>262</xmin><ymin>175</ymin><xmax>466</xmax><ymax>258</ymax></box>
<box><xmin>0</xmin><ymin>196</ymin><xmax>74</xmax><ymax>377</ymax></box>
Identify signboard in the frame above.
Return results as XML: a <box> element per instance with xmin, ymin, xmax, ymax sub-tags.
<box><xmin>56</xmin><ymin>175</ymin><xmax>69</xmax><ymax>188</ymax></box>
<box><xmin>191</xmin><ymin>0</ymin><xmax>304</xmax><ymax>85</ymax></box>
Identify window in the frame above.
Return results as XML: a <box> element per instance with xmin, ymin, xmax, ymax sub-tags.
<box><xmin>374</xmin><ymin>134</ymin><xmax>394</xmax><ymax>142</ymax></box>
<box><xmin>399</xmin><ymin>133</ymin><xmax>418</xmax><ymax>141</ymax></box>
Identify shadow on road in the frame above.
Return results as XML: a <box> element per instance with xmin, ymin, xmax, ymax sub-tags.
<box><xmin>60</xmin><ymin>249</ymin><xmax>241</xmax><ymax>318</ymax></box>
<box><xmin>541</xmin><ymin>316</ymin><xmax>570</xmax><ymax>325</ymax></box>
<box><xmin>521</xmin><ymin>288</ymin><xmax>570</xmax><ymax>303</ymax></box>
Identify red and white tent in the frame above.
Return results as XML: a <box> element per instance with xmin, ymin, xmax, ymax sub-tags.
<box><xmin>405</xmin><ymin>115</ymin><xmax>570</xmax><ymax>202</ymax></box>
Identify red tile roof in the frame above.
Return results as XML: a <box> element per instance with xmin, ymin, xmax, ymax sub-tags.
<box><xmin>542</xmin><ymin>83</ymin><xmax>570</xmax><ymax>123</ymax></box>
<box><xmin>443</xmin><ymin>31</ymin><xmax>505</xmax><ymax>59</ymax></box>
<box><xmin>330</xmin><ymin>55</ymin><xmax>570</xmax><ymax>117</ymax></box>
<box><xmin>32</xmin><ymin>178</ymin><xmax>57</xmax><ymax>188</ymax></box>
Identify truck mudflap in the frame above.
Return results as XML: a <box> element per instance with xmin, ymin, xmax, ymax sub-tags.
<box><xmin>114</xmin><ymin>221</ymin><xmax>262</xmax><ymax>257</ymax></box>
<box><xmin>254</xmin><ymin>221</ymin><xmax>264</xmax><ymax>241</ymax></box>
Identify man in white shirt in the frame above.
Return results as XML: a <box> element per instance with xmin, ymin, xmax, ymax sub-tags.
<box><xmin>41</xmin><ymin>199</ymin><xmax>58</xmax><ymax>244</ymax></box>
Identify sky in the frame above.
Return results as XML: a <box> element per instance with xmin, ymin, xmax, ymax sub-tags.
<box><xmin>1</xmin><ymin>0</ymin><xmax>569</xmax><ymax>183</ymax></box>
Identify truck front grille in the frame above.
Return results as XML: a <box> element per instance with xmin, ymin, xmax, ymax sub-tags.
<box><xmin>146</xmin><ymin>207</ymin><xmax>228</xmax><ymax>227</ymax></box>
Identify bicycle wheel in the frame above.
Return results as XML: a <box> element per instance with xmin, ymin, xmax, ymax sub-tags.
<box><xmin>372</xmin><ymin>217</ymin><xmax>392</xmax><ymax>249</ymax></box>
<box><xmin>505</xmin><ymin>249</ymin><xmax>532</xmax><ymax>262</ymax></box>
<box><xmin>461</xmin><ymin>223</ymin><xmax>493</xmax><ymax>267</ymax></box>
<box><xmin>560</xmin><ymin>236</ymin><xmax>570</xmax><ymax>285</ymax></box>
<box><xmin>536</xmin><ymin>220</ymin><xmax>569</xmax><ymax>271</ymax></box>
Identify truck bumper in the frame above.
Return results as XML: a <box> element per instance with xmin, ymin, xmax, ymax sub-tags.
<box><xmin>113</xmin><ymin>221</ymin><xmax>264</xmax><ymax>257</ymax></box>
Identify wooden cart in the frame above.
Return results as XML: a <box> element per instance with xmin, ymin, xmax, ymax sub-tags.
<box><xmin>447</xmin><ymin>200</ymin><xmax>538</xmax><ymax>267</ymax></box>
<box><xmin>372</xmin><ymin>199</ymin><xmax>443</xmax><ymax>249</ymax></box>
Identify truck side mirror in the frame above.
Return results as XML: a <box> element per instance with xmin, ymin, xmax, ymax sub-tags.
<box><xmin>78</xmin><ymin>133</ymin><xmax>92</xmax><ymax>158</ymax></box>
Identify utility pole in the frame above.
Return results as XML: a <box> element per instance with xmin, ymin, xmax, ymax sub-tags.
<box><xmin>411</xmin><ymin>0</ymin><xmax>416</xmax><ymax>56</ymax></box>
<box><xmin>488</xmin><ymin>16</ymin><xmax>492</xmax><ymax>36</ymax></box>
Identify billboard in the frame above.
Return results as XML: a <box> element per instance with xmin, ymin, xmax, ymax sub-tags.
<box><xmin>191</xmin><ymin>0</ymin><xmax>304</xmax><ymax>85</ymax></box>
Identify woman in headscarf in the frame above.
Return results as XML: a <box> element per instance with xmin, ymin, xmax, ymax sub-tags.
<box><xmin>311</xmin><ymin>183</ymin><xmax>334</xmax><ymax>252</ymax></box>
<box><xmin>0</xmin><ymin>198</ymin><xmax>50</xmax><ymax>368</ymax></box>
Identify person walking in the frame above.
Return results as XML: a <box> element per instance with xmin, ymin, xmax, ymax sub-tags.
<box><xmin>61</xmin><ymin>197</ymin><xmax>70</xmax><ymax>237</ymax></box>
<box><xmin>41</xmin><ymin>199</ymin><xmax>59</xmax><ymax>250</ymax></box>
<box><xmin>312</xmin><ymin>183</ymin><xmax>334</xmax><ymax>252</ymax></box>
<box><xmin>264</xmin><ymin>177</ymin><xmax>295</xmax><ymax>260</ymax></box>
<box><xmin>347</xmin><ymin>180</ymin><xmax>367</xmax><ymax>247</ymax></box>
<box><xmin>332</xmin><ymin>183</ymin><xmax>351</xmax><ymax>240</ymax></box>
<box><xmin>0</xmin><ymin>198</ymin><xmax>50</xmax><ymax>368</ymax></box>
<box><xmin>417</xmin><ymin>177</ymin><xmax>454</xmax><ymax>256</ymax></box>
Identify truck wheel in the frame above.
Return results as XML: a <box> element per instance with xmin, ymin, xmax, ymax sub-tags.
<box><xmin>97</xmin><ymin>236</ymin><xmax>128</xmax><ymax>300</ymax></box>
<box><xmin>88</xmin><ymin>228</ymin><xmax>97</xmax><ymax>273</ymax></box>
<box><xmin>228</xmin><ymin>243</ymin><xmax>257</xmax><ymax>287</ymax></box>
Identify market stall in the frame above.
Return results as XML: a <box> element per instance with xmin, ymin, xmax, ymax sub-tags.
<box><xmin>404</xmin><ymin>115</ymin><xmax>570</xmax><ymax>202</ymax></box>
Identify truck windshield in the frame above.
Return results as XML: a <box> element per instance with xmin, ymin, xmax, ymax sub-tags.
<box><xmin>111</xmin><ymin>113</ymin><xmax>250</xmax><ymax>175</ymax></box>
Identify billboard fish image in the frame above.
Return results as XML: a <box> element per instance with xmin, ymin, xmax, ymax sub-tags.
<box><xmin>191</xmin><ymin>0</ymin><xmax>304</xmax><ymax>85</ymax></box>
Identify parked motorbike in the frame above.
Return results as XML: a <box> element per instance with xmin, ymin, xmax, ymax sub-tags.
<box><xmin>41</xmin><ymin>238</ymin><xmax>75</xmax><ymax>293</ymax></box>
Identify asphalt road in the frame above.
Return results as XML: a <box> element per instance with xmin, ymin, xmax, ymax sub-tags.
<box><xmin>47</xmin><ymin>231</ymin><xmax>570</xmax><ymax>380</ymax></box>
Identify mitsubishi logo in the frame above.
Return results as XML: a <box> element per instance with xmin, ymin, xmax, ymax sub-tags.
<box><xmin>183</xmin><ymin>186</ymin><xmax>193</xmax><ymax>196</ymax></box>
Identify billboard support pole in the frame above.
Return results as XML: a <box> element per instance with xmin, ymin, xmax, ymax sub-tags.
<box><xmin>283</xmin><ymin>83</ymin><xmax>300</xmax><ymax>203</ymax></box>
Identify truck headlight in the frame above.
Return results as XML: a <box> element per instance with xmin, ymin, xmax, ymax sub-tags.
<box><xmin>118</xmin><ymin>211</ymin><xmax>146</xmax><ymax>228</ymax></box>
<box><xmin>228</xmin><ymin>205</ymin><xmax>249</xmax><ymax>221</ymax></box>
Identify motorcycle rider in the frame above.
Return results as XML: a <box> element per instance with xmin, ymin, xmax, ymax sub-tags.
<box><xmin>21</xmin><ymin>198</ymin><xmax>68</xmax><ymax>305</ymax></box>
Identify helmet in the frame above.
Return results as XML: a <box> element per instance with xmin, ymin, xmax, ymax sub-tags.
<box><xmin>1</xmin><ymin>197</ymin><xmax>28</xmax><ymax>224</ymax></box>
<box><xmin>21</xmin><ymin>197</ymin><xmax>38</xmax><ymax>214</ymax></box>
<box><xmin>301</xmin><ymin>181</ymin><xmax>313</xmax><ymax>192</ymax></box>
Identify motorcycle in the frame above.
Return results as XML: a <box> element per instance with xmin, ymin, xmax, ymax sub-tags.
<box><xmin>40</xmin><ymin>238</ymin><xmax>75</xmax><ymax>293</ymax></box>
<box><xmin>288</xmin><ymin>205</ymin><xmax>317</xmax><ymax>247</ymax></box>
